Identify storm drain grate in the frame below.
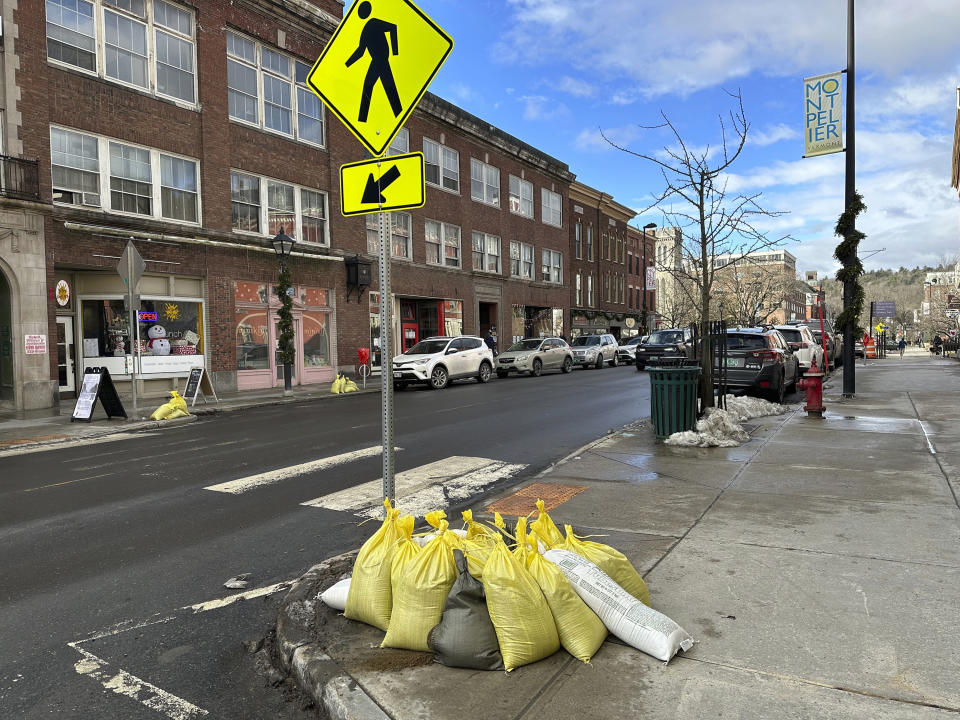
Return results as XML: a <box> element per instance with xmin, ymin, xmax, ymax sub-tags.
<box><xmin>485</xmin><ymin>482</ymin><xmax>588</xmax><ymax>517</ymax></box>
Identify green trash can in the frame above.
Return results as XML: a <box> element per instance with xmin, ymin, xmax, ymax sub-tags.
<box><xmin>649</xmin><ymin>366</ymin><xmax>701</xmax><ymax>439</ymax></box>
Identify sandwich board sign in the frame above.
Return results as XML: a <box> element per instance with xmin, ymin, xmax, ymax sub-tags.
<box><xmin>182</xmin><ymin>366</ymin><xmax>219</xmax><ymax>407</ymax></box>
<box><xmin>340</xmin><ymin>152</ymin><xmax>425</xmax><ymax>216</ymax></box>
<box><xmin>306</xmin><ymin>0</ymin><xmax>453</xmax><ymax>157</ymax></box>
<box><xmin>72</xmin><ymin>367</ymin><xmax>127</xmax><ymax>422</ymax></box>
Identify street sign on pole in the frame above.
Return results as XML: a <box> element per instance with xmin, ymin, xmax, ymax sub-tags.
<box><xmin>870</xmin><ymin>300</ymin><xmax>895</xmax><ymax>318</ymax></box>
<box><xmin>308</xmin><ymin>0</ymin><xmax>453</xmax><ymax>507</ymax></box>
<box><xmin>117</xmin><ymin>240</ymin><xmax>145</xmax><ymax>420</ymax></box>
<box><xmin>305</xmin><ymin>0</ymin><xmax>454</xmax><ymax>157</ymax></box>
<box><xmin>340</xmin><ymin>152</ymin><xmax>425</xmax><ymax>216</ymax></box>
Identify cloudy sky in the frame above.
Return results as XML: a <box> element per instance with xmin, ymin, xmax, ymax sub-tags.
<box><xmin>348</xmin><ymin>0</ymin><xmax>960</xmax><ymax>276</ymax></box>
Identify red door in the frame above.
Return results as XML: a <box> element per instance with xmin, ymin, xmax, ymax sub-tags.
<box><xmin>402</xmin><ymin>323</ymin><xmax>418</xmax><ymax>351</ymax></box>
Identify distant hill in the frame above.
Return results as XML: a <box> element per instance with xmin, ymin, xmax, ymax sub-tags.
<box><xmin>820</xmin><ymin>263</ymin><xmax>955</xmax><ymax>330</ymax></box>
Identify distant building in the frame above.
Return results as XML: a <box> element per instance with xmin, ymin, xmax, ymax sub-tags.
<box><xmin>711</xmin><ymin>249</ymin><xmax>803</xmax><ymax>325</ymax></box>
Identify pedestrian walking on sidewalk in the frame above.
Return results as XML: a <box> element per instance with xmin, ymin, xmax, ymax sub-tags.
<box><xmin>898</xmin><ymin>338</ymin><xmax>906</xmax><ymax>358</ymax></box>
<box><xmin>484</xmin><ymin>327</ymin><xmax>498</xmax><ymax>356</ymax></box>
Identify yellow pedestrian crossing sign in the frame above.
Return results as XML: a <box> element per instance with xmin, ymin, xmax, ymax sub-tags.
<box><xmin>340</xmin><ymin>152</ymin><xmax>425</xmax><ymax>216</ymax></box>
<box><xmin>306</xmin><ymin>0</ymin><xmax>453</xmax><ymax>157</ymax></box>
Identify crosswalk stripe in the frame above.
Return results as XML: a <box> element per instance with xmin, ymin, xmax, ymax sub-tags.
<box><xmin>301</xmin><ymin>455</ymin><xmax>527</xmax><ymax>518</ymax></box>
<box><xmin>204</xmin><ymin>445</ymin><xmax>393</xmax><ymax>494</ymax></box>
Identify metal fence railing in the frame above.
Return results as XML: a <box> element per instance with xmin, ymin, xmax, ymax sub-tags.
<box><xmin>0</xmin><ymin>155</ymin><xmax>40</xmax><ymax>201</ymax></box>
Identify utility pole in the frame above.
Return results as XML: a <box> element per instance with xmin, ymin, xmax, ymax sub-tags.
<box><xmin>841</xmin><ymin>0</ymin><xmax>856</xmax><ymax>396</ymax></box>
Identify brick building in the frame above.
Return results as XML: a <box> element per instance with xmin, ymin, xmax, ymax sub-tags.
<box><xmin>0</xmin><ymin>0</ymin><xmax>590</xmax><ymax>410</ymax></box>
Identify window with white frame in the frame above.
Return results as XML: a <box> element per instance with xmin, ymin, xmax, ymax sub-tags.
<box><xmin>366</xmin><ymin>212</ymin><xmax>412</xmax><ymax>259</ymax></box>
<box><xmin>388</xmin><ymin>127</ymin><xmax>409</xmax><ymax>155</ymax></box>
<box><xmin>46</xmin><ymin>0</ymin><xmax>196</xmax><ymax>104</ymax></box>
<box><xmin>472</xmin><ymin>231</ymin><xmax>501</xmax><ymax>273</ymax></box>
<box><xmin>586</xmin><ymin>223</ymin><xmax>594</xmax><ymax>261</ymax></box>
<box><xmin>51</xmin><ymin>126</ymin><xmax>199</xmax><ymax>222</ymax></box>
<box><xmin>587</xmin><ymin>274</ymin><xmax>594</xmax><ymax>306</ymax></box>
<box><xmin>541</xmin><ymin>188</ymin><xmax>562</xmax><ymax>227</ymax></box>
<box><xmin>423</xmin><ymin>138</ymin><xmax>459</xmax><ymax>192</ymax></box>
<box><xmin>575</xmin><ymin>220</ymin><xmax>582</xmax><ymax>259</ymax></box>
<box><xmin>576</xmin><ymin>272</ymin><xmax>582</xmax><ymax>306</ymax></box>
<box><xmin>229</xmin><ymin>170</ymin><xmax>328</xmax><ymax>244</ymax></box>
<box><xmin>470</xmin><ymin>158</ymin><xmax>499</xmax><ymax>207</ymax></box>
<box><xmin>425</xmin><ymin>219</ymin><xmax>461</xmax><ymax>268</ymax></box>
<box><xmin>510</xmin><ymin>241</ymin><xmax>534</xmax><ymax>279</ymax></box>
<box><xmin>509</xmin><ymin>175</ymin><xmax>533</xmax><ymax>218</ymax></box>
<box><xmin>542</xmin><ymin>249</ymin><xmax>562</xmax><ymax>284</ymax></box>
<box><xmin>227</xmin><ymin>30</ymin><xmax>325</xmax><ymax>146</ymax></box>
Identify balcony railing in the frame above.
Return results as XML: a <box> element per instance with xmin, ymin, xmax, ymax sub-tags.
<box><xmin>0</xmin><ymin>155</ymin><xmax>40</xmax><ymax>201</ymax></box>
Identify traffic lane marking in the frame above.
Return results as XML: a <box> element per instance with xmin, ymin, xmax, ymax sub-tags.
<box><xmin>21</xmin><ymin>473</ymin><xmax>111</xmax><ymax>492</ymax></box>
<box><xmin>204</xmin><ymin>445</ymin><xmax>397</xmax><ymax>494</ymax></box>
<box><xmin>69</xmin><ymin>581</ymin><xmax>293</xmax><ymax>719</ymax></box>
<box><xmin>301</xmin><ymin>455</ymin><xmax>527</xmax><ymax>517</ymax></box>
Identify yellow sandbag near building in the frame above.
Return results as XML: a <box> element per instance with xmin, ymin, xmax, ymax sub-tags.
<box><xmin>518</xmin><ymin>521</ymin><xmax>607</xmax><ymax>664</ymax></box>
<box><xmin>460</xmin><ymin>509</ymin><xmax>496</xmax><ymax>579</ymax></box>
<box><xmin>149</xmin><ymin>391</ymin><xmax>190</xmax><ymax>420</ymax></box>
<box><xmin>530</xmin><ymin>499</ymin><xmax>564</xmax><ymax>548</ymax></box>
<box><xmin>391</xmin><ymin>516</ymin><xmax>421</xmax><ymax>591</ymax></box>
<box><xmin>559</xmin><ymin>524</ymin><xmax>650</xmax><ymax>606</ymax></box>
<box><xmin>382</xmin><ymin>520</ymin><xmax>459</xmax><ymax>651</ymax></box>
<box><xmin>482</xmin><ymin>535</ymin><xmax>559</xmax><ymax>671</ymax></box>
<box><xmin>344</xmin><ymin>500</ymin><xmax>405</xmax><ymax>631</ymax></box>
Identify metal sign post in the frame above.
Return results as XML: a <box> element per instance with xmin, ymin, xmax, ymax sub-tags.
<box><xmin>378</xmin><ymin>172</ymin><xmax>395</xmax><ymax>502</ymax></box>
<box><xmin>117</xmin><ymin>240</ymin><xmax>145</xmax><ymax>420</ymax></box>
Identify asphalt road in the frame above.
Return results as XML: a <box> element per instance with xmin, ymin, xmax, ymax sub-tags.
<box><xmin>0</xmin><ymin>363</ymin><xmax>651</xmax><ymax>719</ymax></box>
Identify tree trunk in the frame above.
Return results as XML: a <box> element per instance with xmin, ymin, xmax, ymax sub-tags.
<box><xmin>700</xmin><ymin>287</ymin><xmax>713</xmax><ymax>409</ymax></box>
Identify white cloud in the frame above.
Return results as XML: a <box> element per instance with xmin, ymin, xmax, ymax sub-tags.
<box><xmin>575</xmin><ymin>125</ymin><xmax>641</xmax><ymax>152</ymax></box>
<box><xmin>520</xmin><ymin>95</ymin><xmax>568</xmax><ymax>121</ymax></box>
<box><xmin>558</xmin><ymin>76</ymin><xmax>595</xmax><ymax>98</ymax></box>
<box><xmin>751</xmin><ymin>123</ymin><xmax>799</xmax><ymax>146</ymax></box>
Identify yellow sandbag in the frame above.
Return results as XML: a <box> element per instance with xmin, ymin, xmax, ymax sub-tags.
<box><xmin>482</xmin><ymin>535</ymin><xmax>559</xmax><ymax>671</ymax></box>
<box><xmin>559</xmin><ymin>524</ymin><xmax>650</xmax><ymax>606</ymax></box>
<box><xmin>382</xmin><ymin>520</ymin><xmax>458</xmax><ymax>651</ymax></box>
<box><xmin>518</xmin><ymin>521</ymin><xmax>607</xmax><ymax>663</ymax></box>
<box><xmin>149</xmin><ymin>391</ymin><xmax>190</xmax><ymax>421</ymax></box>
<box><xmin>530</xmin><ymin>499</ymin><xmax>564</xmax><ymax>549</ymax></box>
<box><xmin>390</xmin><ymin>515</ymin><xmax>421</xmax><ymax>591</ymax></box>
<box><xmin>344</xmin><ymin>500</ymin><xmax>403</xmax><ymax>630</ymax></box>
<box><xmin>342</xmin><ymin>378</ymin><xmax>358</xmax><ymax>393</ymax></box>
<box><xmin>330</xmin><ymin>374</ymin><xmax>345</xmax><ymax>394</ymax></box>
<box><xmin>459</xmin><ymin>510</ymin><xmax>496</xmax><ymax>578</ymax></box>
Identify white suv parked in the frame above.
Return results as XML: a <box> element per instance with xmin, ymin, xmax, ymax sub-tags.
<box><xmin>774</xmin><ymin>324</ymin><xmax>825</xmax><ymax>374</ymax></box>
<box><xmin>392</xmin><ymin>336</ymin><xmax>494</xmax><ymax>390</ymax></box>
<box><xmin>569</xmin><ymin>333</ymin><xmax>620</xmax><ymax>369</ymax></box>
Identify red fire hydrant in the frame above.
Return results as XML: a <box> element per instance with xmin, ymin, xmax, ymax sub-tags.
<box><xmin>797</xmin><ymin>357</ymin><xmax>825</xmax><ymax>417</ymax></box>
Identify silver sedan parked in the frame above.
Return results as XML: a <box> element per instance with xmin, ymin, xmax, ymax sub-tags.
<box><xmin>496</xmin><ymin>337</ymin><xmax>573</xmax><ymax>377</ymax></box>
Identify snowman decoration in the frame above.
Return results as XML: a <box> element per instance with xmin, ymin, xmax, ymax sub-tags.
<box><xmin>146</xmin><ymin>325</ymin><xmax>171</xmax><ymax>356</ymax></box>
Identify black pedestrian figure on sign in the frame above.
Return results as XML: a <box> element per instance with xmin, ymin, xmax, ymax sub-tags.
<box><xmin>345</xmin><ymin>1</ymin><xmax>402</xmax><ymax>124</ymax></box>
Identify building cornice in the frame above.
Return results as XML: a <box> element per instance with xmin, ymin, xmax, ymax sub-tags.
<box><xmin>417</xmin><ymin>94</ymin><xmax>575</xmax><ymax>184</ymax></box>
<box><xmin>569</xmin><ymin>181</ymin><xmax>635</xmax><ymax>222</ymax></box>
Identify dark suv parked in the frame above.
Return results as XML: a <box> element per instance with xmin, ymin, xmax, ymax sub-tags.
<box><xmin>634</xmin><ymin>327</ymin><xmax>695</xmax><ymax>370</ymax></box>
<box><xmin>721</xmin><ymin>327</ymin><xmax>799</xmax><ymax>403</ymax></box>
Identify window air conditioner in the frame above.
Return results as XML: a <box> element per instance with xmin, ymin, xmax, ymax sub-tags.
<box><xmin>82</xmin><ymin>193</ymin><xmax>101</xmax><ymax>207</ymax></box>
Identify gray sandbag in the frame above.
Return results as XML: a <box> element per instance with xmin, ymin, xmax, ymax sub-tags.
<box><xmin>427</xmin><ymin>549</ymin><xmax>504</xmax><ymax>670</ymax></box>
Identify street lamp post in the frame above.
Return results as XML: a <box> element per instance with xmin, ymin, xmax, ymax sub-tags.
<box><xmin>642</xmin><ymin>222</ymin><xmax>656</xmax><ymax>331</ymax></box>
<box><xmin>272</xmin><ymin>227</ymin><xmax>296</xmax><ymax>394</ymax></box>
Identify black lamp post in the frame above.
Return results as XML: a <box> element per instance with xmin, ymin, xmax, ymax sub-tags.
<box><xmin>641</xmin><ymin>222</ymin><xmax>656</xmax><ymax>331</ymax></box>
<box><xmin>272</xmin><ymin>227</ymin><xmax>296</xmax><ymax>393</ymax></box>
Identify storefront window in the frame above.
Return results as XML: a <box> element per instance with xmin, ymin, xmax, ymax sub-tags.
<box><xmin>302</xmin><ymin>310</ymin><xmax>330</xmax><ymax>367</ymax></box>
<box><xmin>236</xmin><ymin>307</ymin><xmax>269</xmax><ymax>369</ymax></box>
<box><xmin>81</xmin><ymin>299</ymin><xmax>129</xmax><ymax>357</ymax></box>
<box><xmin>137</xmin><ymin>299</ymin><xmax>203</xmax><ymax>355</ymax></box>
<box><xmin>443</xmin><ymin>300</ymin><xmax>463</xmax><ymax>336</ymax></box>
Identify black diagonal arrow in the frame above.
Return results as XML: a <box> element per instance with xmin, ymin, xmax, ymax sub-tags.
<box><xmin>362</xmin><ymin>165</ymin><xmax>402</xmax><ymax>205</ymax></box>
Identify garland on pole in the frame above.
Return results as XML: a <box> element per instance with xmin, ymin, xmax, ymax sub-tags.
<box><xmin>274</xmin><ymin>263</ymin><xmax>296</xmax><ymax>366</ymax></box>
<box><xmin>833</xmin><ymin>191</ymin><xmax>866</xmax><ymax>336</ymax></box>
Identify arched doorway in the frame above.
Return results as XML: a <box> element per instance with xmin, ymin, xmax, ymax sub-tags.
<box><xmin>0</xmin><ymin>269</ymin><xmax>13</xmax><ymax>404</ymax></box>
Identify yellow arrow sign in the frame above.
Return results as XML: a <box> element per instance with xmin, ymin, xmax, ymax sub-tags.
<box><xmin>340</xmin><ymin>152</ymin><xmax>425</xmax><ymax>217</ymax></box>
<box><xmin>875</xmin><ymin>323</ymin><xmax>888</xmax><ymax>333</ymax></box>
<box><xmin>307</xmin><ymin>0</ymin><xmax>453</xmax><ymax>157</ymax></box>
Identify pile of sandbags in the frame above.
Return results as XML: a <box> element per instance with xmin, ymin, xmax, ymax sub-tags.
<box><xmin>321</xmin><ymin>500</ymin><xmax>694</xmax><ymax>671</ymax></box>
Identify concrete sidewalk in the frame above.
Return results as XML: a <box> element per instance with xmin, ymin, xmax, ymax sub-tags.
<box><xmin>0</xmin><ymin>377</ymin><xmax>381</xmax><ymax>452</ymax></box>
<box><xmin>278</xmin><ymin>349</ymin><xmax>960</xmax><ymax>719</ymax></box>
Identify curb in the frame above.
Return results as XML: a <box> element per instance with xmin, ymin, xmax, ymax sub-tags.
<box><xmin>0</xmin><ymin>414</ymin><xmax>199</xmax><ymax>456</ymax></box>
<box><xmin>191</xmin><ymin>385</ymin><xmax>381</xmax><ymax>416</ymax></box>
<box><xmin>275</xmin><ymin>550</ymin><xmax>390</xmax><ymax>720</ymax></box>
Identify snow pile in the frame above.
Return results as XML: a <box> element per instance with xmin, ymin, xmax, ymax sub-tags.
<box><xmin>665</xmin><ymin>396</ymin><xmax>791</xmax><ymax>448</ymax></box>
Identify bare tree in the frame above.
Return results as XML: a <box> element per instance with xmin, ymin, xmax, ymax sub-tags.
<box><xmin>655</xmin><ymin>275</ymin><xmax>699</xmax><ymax>328</ymax></box>
<box><xmin>604</xmin><ymin>90</ymin><xmax>791</xmax><ymax>406</ymax></box>
<box><xmin>713</xmin><ymin>262</ymin><xmax>797</xmax><ymax>327</ymax></box>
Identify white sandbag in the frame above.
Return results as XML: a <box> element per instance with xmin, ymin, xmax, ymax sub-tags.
<box><xmin>414</xmin><ymin>528</ymin><xmax>467</xmax><ymax>547</ymax></box>
<box><xmin>544</xmin><ymin>549</ymin><xmax>694</xmax><ymax>662</ymax></box>
<box><xmin>320</xmin><ymin>577</ymin><xmax>351</xmax><ymax>611</ymax></box>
